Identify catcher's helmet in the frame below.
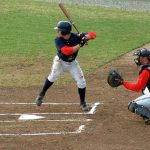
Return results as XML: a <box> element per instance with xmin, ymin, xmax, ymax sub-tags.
<box><xmin>133</xmin><ymin>48</ymin><xmax>150</xmax><ymax>66</ymax></box>
<box><xmin>54</xmin><ymin>21</ymin><xmax>72</xmax><ymax>35</ymax></box>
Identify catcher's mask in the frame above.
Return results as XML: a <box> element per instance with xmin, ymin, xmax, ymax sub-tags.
<box><xmin>54</xmin><ymin>21</ymin><xmax>72</xmax><ymax>35</ymax></box>
<box><xmin>133</xmin><ymin>48</ymin><xmax>150</xmax><ymax>66</ymax></box>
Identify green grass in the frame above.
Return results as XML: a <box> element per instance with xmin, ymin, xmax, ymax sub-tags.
<box><xmin>1</xmin><ymin>0</ymin><xmax>150</xmax><ymax>87</ymax></box>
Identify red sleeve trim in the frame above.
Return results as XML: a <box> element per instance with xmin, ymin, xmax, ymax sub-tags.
<box><xmin>61</xmin><ymin>46</ymin><xmax>74</xmax><ymax>55</ymax></box>
<box><xmin>88</xmin><ymin>32</ymin><xmax>96</xmax><ymax>39</ymax></box>
<box><xmin>122</xmin><ymin>70</ymin><xmax>150</xmax><ymax>92</ymax></box>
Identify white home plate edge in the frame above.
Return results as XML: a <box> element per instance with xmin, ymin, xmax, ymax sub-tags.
<box><xmin>18</xmin><ymin>114</ymin><xmax>45</xmax><ymax>121</ymax></box>
<box><xmin>0</xmin><ymin>102</ymin><xmax>101</xmax><ymax>136</ymax></box>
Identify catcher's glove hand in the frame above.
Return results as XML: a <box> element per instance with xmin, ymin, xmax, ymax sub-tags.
<box><xmin>107</xmin><ymin>70</ymin><xmax>123</xmax><ymax>87</ymax></box>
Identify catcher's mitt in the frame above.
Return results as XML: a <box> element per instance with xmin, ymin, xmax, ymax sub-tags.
<box><xmin>107</xmin><ymin>70</ymin><xmax>123</xmax><ymax>87</ymax></box>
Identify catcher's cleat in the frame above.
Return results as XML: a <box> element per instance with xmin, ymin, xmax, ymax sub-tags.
<box><xmin>35</xmin><ymin>95</ymin><xmax>44</xmax><ymax>106</ymax></box>
<box><xmin>80</xmin><ymin>102</ymin><xmax>91</xmax><ymax>111</ymax></box>
<box><xmin>145</xmin><ymin>119</ymin><xmax>150</xmax><ymax>125</ymax></box>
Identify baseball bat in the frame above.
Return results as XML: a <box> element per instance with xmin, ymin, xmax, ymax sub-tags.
<box><xmin>58</xmin><ymin>3</ymin><xmax>80</xmax><ymax>33</ymax></box>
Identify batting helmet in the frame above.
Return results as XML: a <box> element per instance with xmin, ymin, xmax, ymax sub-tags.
<box><xmin>134</xmin><ymin>48</ymin><xmax>150</xmax><ymax>66</ymax></box>
<box><xmin>54</xmin><ymin>21</ymin><xmax>72</xmax><ymax>35</ymax></box>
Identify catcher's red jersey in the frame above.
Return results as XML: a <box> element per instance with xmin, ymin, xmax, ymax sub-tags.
<box><xmin>123</xmin><ymin>69</ymin><xmax>150</xmax><ymax>92</ymax></box>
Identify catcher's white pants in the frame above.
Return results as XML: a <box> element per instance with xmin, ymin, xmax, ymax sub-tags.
<box><xmin>133</xmin><ymin>88</ymin><xmax>150</xmax><ymax>108</ymax></box>
<box><xmin>48</xmin><ymin>56</ymin><xmax>86</xmax><ymax>89</ymax></box>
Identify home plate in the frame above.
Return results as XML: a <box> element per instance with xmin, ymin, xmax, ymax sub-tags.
<box><xmin>18</xmin><ymin>114</ymin><xmax>45</xmax><ymax>121</ymax></box>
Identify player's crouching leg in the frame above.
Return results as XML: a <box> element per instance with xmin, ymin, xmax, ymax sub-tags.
<box><xmin>128</xmin><ymin>102</ymin><xmax>150</xmax><ymax>125</ymax></box>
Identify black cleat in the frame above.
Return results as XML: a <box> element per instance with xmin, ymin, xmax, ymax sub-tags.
<box><xmin>80</xmin><ymin>102</ymin><xmax>91</xmax><ymax>111</ymax></box>
<box><xmin>145</xmin><ymin>119</ymin><xmax>150</xmax><ymax>125</ymax></box>
<box><xmin>35</xmin><ymin>95</ymin><xmax>44</xmax><ymax>106</ymax></box>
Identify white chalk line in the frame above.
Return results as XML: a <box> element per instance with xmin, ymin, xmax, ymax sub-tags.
<box><xmin>0</xmin><ymin>102</ymin><xmax>100</xmax><ymax>136</ymax></box>
<box><xmin>0</xmin><ymin>102</ymin><xmax>101</xmax><ymax>116</ymax></box>
<box><xmin>0</xmin><ymin>112</ymin><xmax>88</xmax><ymax>116</ymax></box>
<box><xmin>0</xmin><ymin>119</ymin><xmax>92</xmax><ymax>123</ymax></box>
<box><xmin>88</xmin><ymin>102</ymin><xmax>100</xmax><ymax>114</ymax></box>
<box><xmin>0</xmin><ymin>102</ymin><xmax>79</xmax><ymax>105</ymax></box>
<box><xmin>0</xmin><ymin>125</ymin><xmax>85</xmax><ymax>136</ymax></box>
<box><xmin>0</xmin><ymin>102</ymin><xmax>103</xmax><ymax>105</ymax></box>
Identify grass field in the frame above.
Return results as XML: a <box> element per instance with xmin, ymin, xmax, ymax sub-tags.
<box><xmin>1</xmin><ymin>0</ymin><xmax>150</xmax><ymax>87</ymax></box>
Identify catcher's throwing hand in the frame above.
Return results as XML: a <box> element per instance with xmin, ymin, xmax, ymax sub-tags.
<box><xmin>107</xmin><ymin>69</ymin><xmax>123</xmax><ymax>87</ymax></box>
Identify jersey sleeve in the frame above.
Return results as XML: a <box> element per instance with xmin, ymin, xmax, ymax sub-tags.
<box><xmin>61</xmin><ymin>46</ymin><xmax>74</xmax><ymax>55</ymax></box>
<box><xmin>122</xmin><ymin>70</ymin><xmax>150</xmax><ymax>92</ymax></box>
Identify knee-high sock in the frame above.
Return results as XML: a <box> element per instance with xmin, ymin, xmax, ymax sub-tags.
<box><xmin>40</xmin><ymin>79</ymin><xmax>53</xmax><ymax>96</ymax></box>
<box><xmin>78</xmin><ymin>87</ymin><xmax>86</xmax><ymax>104</ymax></box>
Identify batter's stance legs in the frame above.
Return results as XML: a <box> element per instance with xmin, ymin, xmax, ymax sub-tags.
<box><xmin>78</xmin><ymin>87</ymin><xmax>86</xmax><ymax>104</ymax></box>
<box><xmin>78</xmin><ymin>87</ymin><xmax>91</xmax><ymax>111</ymax></box>
<box><xmin>35</xmin><ymin>80</ymin><xmax>91</xmax><ymax>111</ymax></box>
<box><xmin>36</xmin><ymin>79</ymin><xmax>54</xmax><ymax>106</ymax></box>
<box><xmin>35</xmin><ymin>79</ymin><xmax>91</xmax><ymax>111</ymax></box>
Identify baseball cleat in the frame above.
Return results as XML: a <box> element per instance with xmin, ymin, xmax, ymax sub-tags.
<box><xmin>145</xmin><ymin>119</ymin><xmax>150</xmax><ymax>125</ymax></box>
<box><xmin>35</xmin><ymin>95</ymin><xmax>44</xmax><ymax>106</ymax></box>
<box><xmin>80</xmin><ymin>103</ymin><xmax>91</xmax><ymax>111</ymax></box>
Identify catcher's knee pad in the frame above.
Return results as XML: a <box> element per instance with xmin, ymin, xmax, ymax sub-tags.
<box><xmin>135</xmin><ymin>105</ymin><xmax>150</xmax><ymax>119</ymax></box>
<box><xmin>128</xmin><ymin>102</ymin><xmax>138</xmax><ymax>113</ymax></box>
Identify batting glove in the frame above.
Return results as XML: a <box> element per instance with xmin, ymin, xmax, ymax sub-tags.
<box><xmin>78</xmin><ymin>32</ymin><xmax>87</xmax><ymax>38</ymax></box>
<box><xmin>80</xmin><ymin>37</ymin><xmax>87</xmax><ymax>47</ymax></box>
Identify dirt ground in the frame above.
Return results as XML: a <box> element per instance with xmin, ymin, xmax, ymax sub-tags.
<box><xmin>1</xmin><ymin>44</ymin><xmax>150</xmax><ymax>150</ymax></box>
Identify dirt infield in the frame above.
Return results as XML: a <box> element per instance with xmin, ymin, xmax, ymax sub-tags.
<box><xmin>1</xmin><ymin>44</ymin><xmax>150</xmax><ymax>150</ymax></box>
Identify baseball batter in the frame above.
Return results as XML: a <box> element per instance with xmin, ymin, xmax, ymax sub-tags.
<box><xmin>123</xmin><ymin>48</ymin><xmax>150</xmax><ymax>125</ymax></box>
<box><xmin>35</xmin><ymin>21</ymin><xmax>96</xmax><ymax>111</ymax></box>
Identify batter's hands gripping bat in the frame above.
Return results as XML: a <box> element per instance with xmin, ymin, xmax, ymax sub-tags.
<box><xmin>58</xmin><ymin>3</ymin><xmax>80</xmax><ymax>33</ymax></box>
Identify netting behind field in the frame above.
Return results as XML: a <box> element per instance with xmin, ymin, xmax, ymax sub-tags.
<box><xmin>36</xmin><ymin>0</ymin><xmax>150</xmax><ymax>11</ymax></box>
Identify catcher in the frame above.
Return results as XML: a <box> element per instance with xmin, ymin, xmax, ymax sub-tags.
<box><xmin>107</xmin><ymin>48</ymin><xmax>150</xmax><ymax>125</ymax></box>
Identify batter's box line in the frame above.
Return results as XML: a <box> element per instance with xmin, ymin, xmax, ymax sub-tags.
<box><xmin>0</xmin><ymin>125</ymin><xmax>85</xmax><ymax>136</ymax></box>
<box><xmin>0</xmin><ymin>102</ymin><xmax>101</xmax><ymax>116</ymax></box>
<box><xmin>0</xmin><ymin>102</ymin><xmax>103</xmax><ymax>105</ymax></box>
<box><xmin>0</xmin><ymin>119</ymin><xmax>92</xmax><ymax>123</ymax></box>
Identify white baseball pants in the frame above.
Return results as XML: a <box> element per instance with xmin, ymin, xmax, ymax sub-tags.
<box><xmin>48</xmin><ymin>56</ymin><xmax>86</xmax><ymax>89</ymax></box>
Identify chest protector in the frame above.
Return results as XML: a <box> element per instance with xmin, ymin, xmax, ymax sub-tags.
<box><xmin>139</xmin><ymin>64</ymin><xmax>150</xmax><ymax>93</ymax></box>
